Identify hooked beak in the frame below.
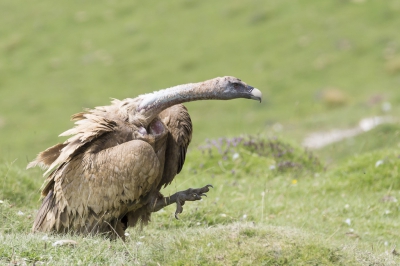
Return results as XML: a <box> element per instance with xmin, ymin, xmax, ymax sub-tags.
<box><xmin>248</xmin><ymin>85</ymin><xmax>262</xmax><ymax>103</ymax></box>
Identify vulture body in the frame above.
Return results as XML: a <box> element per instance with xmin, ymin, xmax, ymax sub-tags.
<box><xmin>28</xmin><ymin>76</ymin><xmax>262</xmax><ymax>239</ymax></box>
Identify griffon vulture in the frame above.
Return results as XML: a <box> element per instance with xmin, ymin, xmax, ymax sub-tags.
<box><xmin>28</xmin><ymin>76</ymin><xmax>262</xmax><ymax>240</ymax></box>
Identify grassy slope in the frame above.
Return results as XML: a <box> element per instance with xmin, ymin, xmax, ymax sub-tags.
<box><xmin>1</xmin><ymin>0</ymin><xmax>400</xmax><ymax>264</ymax></box>
<box><xmin>1</xmin><ymin>139</ymin><xmax>400</xmax><ymax>265</ymax></box>
<box><xmin>1</xmin><ymin>0</ymin><xmax>400</xmax><ymax>164</ymax></box>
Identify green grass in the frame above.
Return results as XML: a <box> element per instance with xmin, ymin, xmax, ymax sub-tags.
<box><xmin>1</xmin><ymin>0</ymin><xmax>400</xmax><ymax>165</ymax></box>
<box><xmin>0</xmin><ymin>218</ymin><xmax>384</xmax><ymax>265</ymax></box>
<box><xmin>1</xmin><ymin>0</ymin><xmax>400</xmax><ymax>264</ymax></box>
<box><xmin>0</xmin><ymin>161</ymin><xmax>43</xmax><ymax>209</ymax></box>
<box><xmin>2</xmin><ymin>138</ymin><xmax>400</xmax><ymax>264</ymax></box>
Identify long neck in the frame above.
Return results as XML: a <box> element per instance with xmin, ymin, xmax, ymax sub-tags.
<box><xmin>137</xmin><ymin>78</ymin><xmax>225</xmax><ymax>120</ymax></box>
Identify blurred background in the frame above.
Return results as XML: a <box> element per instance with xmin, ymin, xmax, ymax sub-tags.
<box><xmin>1</xmin><ymin>0</ymin><xmax>400</xmax><ymax>167</ymax></box>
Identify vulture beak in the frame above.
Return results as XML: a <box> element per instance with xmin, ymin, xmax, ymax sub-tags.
<box><xmin>248</xmin><ymin>85</ymin><xmax>262</xmax><ymax>102</ymax></box>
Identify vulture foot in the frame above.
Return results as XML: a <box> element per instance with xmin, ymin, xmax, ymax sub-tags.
<box><xmin>149</xmin><ymin>184</ymin><xmax>213</xmax><ymax>219</ymax></box>
<box><xmin>174</xmin><ymin>184</ymin><xmax>213</xmax><ymax>219</ymax></box>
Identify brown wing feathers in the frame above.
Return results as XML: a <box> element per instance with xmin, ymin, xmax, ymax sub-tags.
<box><xmin>26</xmin><ymin>143</ymin><xmax>66</xmax><ymax>170</ymax></box>
<box><xmin>27</xmin><ymin>108</ymin><xmax>118</xmax><ymax>175</ymax></box>
<box><xmin>158</xmin><ymin>104</ymin><xmax>192</xmax><ymax>188</ymax></box>
<box><xmin>29</xmin><ymin>98</ymin><xmax>194</xmax><ymax>239</ymax></box>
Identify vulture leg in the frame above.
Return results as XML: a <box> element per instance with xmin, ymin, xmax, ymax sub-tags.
<box><xmin>149</xmin><ymin>184</ymin><xmax>213</xmax><ymax>219</ymax></box>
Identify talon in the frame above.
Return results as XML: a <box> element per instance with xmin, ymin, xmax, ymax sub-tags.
<box><xmin>175</xmin><ymin>198</ymin><xmax>183</xmax><ymax>219</ymax></box>
<box><xmin>194</xmin><ymin>194</ymin><xmax>202</xmax><ymax>200</ymax></box>
<box><xmin>152</xmin><ymin>184</ymin><xmax>214</xmax><ymax>217</ymax></box>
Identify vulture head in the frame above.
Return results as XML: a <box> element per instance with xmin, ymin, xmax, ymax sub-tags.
<box><xmin>205</xmin><ymin>76</ymin><xmax>262</xmax><ymax>102</ymax></box>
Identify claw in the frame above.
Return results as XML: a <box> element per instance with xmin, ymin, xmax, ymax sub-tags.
<box><xmin>175</xmin><ymin>199</ymin><xmax>183</xmax><ymax>219</ymax></box>
<box><xmin>172</xmin><ymin>184</ymin><xmax>214</xmax><ymax>219</ymax></box>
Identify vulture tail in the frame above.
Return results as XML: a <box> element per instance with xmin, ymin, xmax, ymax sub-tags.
<box><xmin>32</xmin><ymin>190</ymin><xmax>57</xmax><ymax>232</ymax></box>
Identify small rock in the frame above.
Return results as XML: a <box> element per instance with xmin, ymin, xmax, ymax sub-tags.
<box><xmin>375</xmin><ymin>160</ymin><xmax>384</xmax><ymax>167</ymax></box>
<box><xmin>52</xmin><ymin>240</ymin><xmax>78</xmax><ymax>247</ymax></box>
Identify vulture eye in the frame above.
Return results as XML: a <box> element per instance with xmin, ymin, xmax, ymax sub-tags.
<box><xmin>233</xmin><ymin>83</ymin><xmax>241</xmax><ymax>89</ymax></box>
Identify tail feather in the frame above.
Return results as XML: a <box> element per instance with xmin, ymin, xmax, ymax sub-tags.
<box><xmin>32</xmin><ymin>190</ymin><xmax>57</xmax><ymax>232</ymax></box>
<box><xmin>27</xmin><ymin>143</ymin><xmax>66</xmax><ymax>170</ymax></box>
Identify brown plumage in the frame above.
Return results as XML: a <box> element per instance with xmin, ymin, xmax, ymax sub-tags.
<box><xmin>28</xmin><ymin>76</ymin><xmax>262</xmax><ymax>240</ymax></box>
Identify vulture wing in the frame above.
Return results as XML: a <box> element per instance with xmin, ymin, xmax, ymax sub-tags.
<box><xmin>33</xmin><ymin>139</ymin><xmax>162</xmax><ymax>234</ymax></box>
<box><xmin>27</xmin><ymin>109</ymin><xmax>117</xmax><ymax>175</ymax></box>
<box><xmin>158</xmin><ymin>104</ymin><xmax>192</xmax><ymax>189</ymax></box>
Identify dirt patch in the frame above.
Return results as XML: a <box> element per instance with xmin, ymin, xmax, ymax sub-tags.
<box><xmin>302</xmin><ymin>116</ymin><xmax>395</xmax><ymax>149</ymax></box>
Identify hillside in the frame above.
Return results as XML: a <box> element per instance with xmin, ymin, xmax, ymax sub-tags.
<box><xmin>1</xmin><ymin>0</ymin><xmax>400</xmax><ymax>264</ymax></box>
<box><xmin>1</xmin><ymin>0</ymin><xmax>399</xmax><ymax>164</ymax></box>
